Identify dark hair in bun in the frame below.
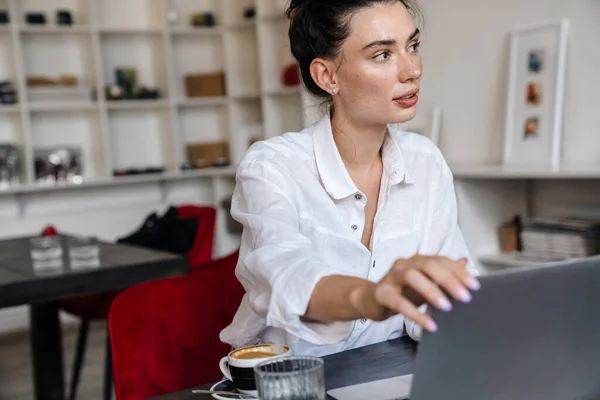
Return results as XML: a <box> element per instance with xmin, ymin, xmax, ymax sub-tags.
<box><xmin>286</xmin><ymin>0</ymin><xmax>422</xmax><ymax>101</ymax></box>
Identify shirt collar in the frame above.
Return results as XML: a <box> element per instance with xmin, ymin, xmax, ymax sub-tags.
<box><xmin>312</xmin><ymin>116</ymin><xmax>414</xmax><ymax>200</ymax></box>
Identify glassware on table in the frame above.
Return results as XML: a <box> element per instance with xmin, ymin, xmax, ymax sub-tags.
<box><xmin>254</xmin><ymin>356</ymin><xmax>325</xmax><ymax>400</ymax></box>
<box><xmin>30</xmin><ymin>236</ymin><xmax>63</xmax><ymax>271</ymax></box>
<box><xmin>67</xmin><ymin>236</ymin><xmax>100</xmax><ymax>269</ymax></box>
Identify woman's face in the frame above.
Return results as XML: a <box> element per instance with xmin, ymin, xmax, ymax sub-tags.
<box><xmin>334</xmin><ymin>2</ymin><xmax>422</xmax><ymax>126</ymax></box>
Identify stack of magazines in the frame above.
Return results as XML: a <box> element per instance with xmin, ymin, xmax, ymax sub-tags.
<box><xmin>520</xmin><ymin>217</ymin><xmax>600</xmax><ymax>261</ymax></box>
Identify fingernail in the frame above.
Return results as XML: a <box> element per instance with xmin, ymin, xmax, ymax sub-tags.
<box><xmin>467</xmin><ymin>277</ymin><xmax>481</xmax><ymax>291</ymax></box>
<box><xmin>437</xmin><ymin>297</ymin><xmax>452</xmax><ymax>312</ymax></box>
<box><xmin>426</xmin><ymin>320</ymin><xmax>438</xmax><ymax>333</ymax></box>
<box><xmin>458</xmin><ymin>288</ymin><xmax>472</xmax><ymax>303</ymax></box>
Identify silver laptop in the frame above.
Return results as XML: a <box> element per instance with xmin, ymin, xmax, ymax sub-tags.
<box><xmin>329</xmin><ymin>257</ymin><xmax>600</xmax><ymax>400</ymax></box>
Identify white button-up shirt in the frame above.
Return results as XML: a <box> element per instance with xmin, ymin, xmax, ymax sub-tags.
<box><xmin>220</xmin><ymin>116</ymin><xmax>477</xmax><ymax>357</ymax></box>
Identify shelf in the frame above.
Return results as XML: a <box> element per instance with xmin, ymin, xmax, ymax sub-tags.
<box><xmin>226</xmin><ymin>20</ymin><xmax>257</xmax><ymax>29</ymax></box>
<box><xmin>0</xmin><ymin>167</ymin><xmax>237</xmax><ymax>196</ymax></box>
<box><xmin>263</xmin><ymin>86</ymin><xmax>301</xmax><ymax>96</ymax></box>
<box><xmin>98</xmin><ymin>27</ymin><xmax>164</xmax><ymax>35</ymax></box>
<box><xmin>176</xmin><ymin>97</ymin><xmax>229</xmax><ymax>107</ymax></box>
<box><xmin>106</xmin><ymin>100</ymin><xmax>169</xmax><ymax>110</ymax></box>
<box><xmin>259</xmin><ymin>14</ymin><xmax>287</xmax><ymax>22</ymax></box>
<box><xmin>450</xmin><ymin>163</ymin><xmax>600</xmax><ymax>180</ymax></box>
<box><xmin>19</xmin><ymin>25</ymin><xmax>92</xmax><ymax>34</ymax></box>
<box><xmin>231</xmin><ymin>93</ymin><xmax>262</xmax><ymax>101</ymax></box>
<box><xmin>0</xmin><ymin>105</ymin><xmax>20</xmax><ymax>113</ymax></box>
<box><xmin>169</xmin><ymin>26</ymin><xmax>222</xmax><ymax>36</ymax></box>
<box><xmin>29</xmin><ymin>102</ymin><xmax>98</xmax><ymax>112</ymax></box>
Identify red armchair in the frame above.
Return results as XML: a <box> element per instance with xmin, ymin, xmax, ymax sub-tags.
<box><xmin>177</xmin><ymin>205</ymin><xmax>217</xmax><ymax>272</ymax></box>
<box><xmin>60</xmin><ymin>205</ymin><xmax>218</xmax><ymax>400</ymax></box>
<box><xmin>109</xmin><ymin>250</ymin><xmax>243</xmax><ymax>400</ymax></box>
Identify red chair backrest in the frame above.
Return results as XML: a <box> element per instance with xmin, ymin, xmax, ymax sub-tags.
<box><xmin>177</xmin><ymin>205</ymin><xmax>217</xmax><ymax>271</ymax></box>
<box><xmin>109</xmin><ymin>250</ymin><xmax>243</xmax><ymax>400</ymax></box>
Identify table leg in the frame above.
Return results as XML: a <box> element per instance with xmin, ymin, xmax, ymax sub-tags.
<box><xmin>30</xmin><ymin>302</ymin><xmax>65</xmax><ymax>400</ymax></box>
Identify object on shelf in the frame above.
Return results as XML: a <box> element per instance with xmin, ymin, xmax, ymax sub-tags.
<box><xmin>107</xmin><ymin>67</ymin><xmax>162</xmax><ymax>101</ymax></box>
<box><xmin>520</xmin><ymin>216</ymin><xmax>600</xmax><ymax>260</ymax></box>
<box><xmin>34</xmin><ymin>147</ymin><xmax>83</xmax><ymax>185</ymax></box>
<box><xmin>28</xmin><ymin>86</ymin><xmax>93</xmax><ymax>103</ymax></box>
<box><xmin>0</xmin><ymin>81</ymin><xmax>17</xmax><ymax>104</ymax></box>
<box><xmin>116</xmin><ymin>67</ymin><xmax>137</xmax><ymax>98</ymax></box>
<box><xmin>498</xmin><ymin>215</ymin><xmax>522</xmax><ymax>253</ymax></box>
<box><xmin>27</xmin><ymin>75</ymin><xmax>57</xmax><ymax>87</ymax></box>
<box><xmin>25</xmin><ymin>12</ymin><xmax>46</xmax><ymax>25</ymax></box>
<box><xmin>190</xmin><ymin>12</ymin><xmax>216</xmax><ymax>27</ymax></box>
<box><xmin>113</xmin><ymin>167</ymin><xmax>165</xmax><ymax>177</ymax></box>
<box><xmin>58</xmin><ymin>75</ymin><xmax>78</xmax><ymax>86</ymax></box>
<box><xmin>282</xmin><ymin>63</ymin><xmax>300</xmax><ymax>87</ymax></box>
<box><xmin>105</xmin><ymin>85</ymin><xmax>124</xmax><ymax>101</ymax></box>
<box><xmin>186</xmin><ymin>142</ymin><xmax>229</xmax><ymax>169</ymax></box>
<box><xmin>0</xmin><ymin>11</ymin><xmax>9</xmax><ymax>24</ymax></box>
<box><xmin>0</xmin><ymin>144</ymin><xmax>20</xmax><ymax>188</ymax></box>
<box><xmin>56</xmin><ymin>9</ymin><xmax>73</xmax><ymax>26</ymax></box>
<box><xmin>133</xmin><ymin>87</ymin><xmax>161</xmax><ymax>100</ymax></box>
<box><xmin>244</xmin><ymin>7</ymin><xmax>256</xmax><ymax>20</ymax></box>
<box><xmin>184</xmin><ymin>72</ymin><xmax>226</xmax><ymax>98</ymax></box>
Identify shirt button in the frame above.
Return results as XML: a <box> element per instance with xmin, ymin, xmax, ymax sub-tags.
<box><xmin>355</xmin><ymin>193</ymin><xmax>362</xmax><ymax>200</ymax></box>
<box><xmin>360</xmin><ymin>318</ymin><xmax>367</xmax><ymax>324</ymax></box>
<box><xmin>351</xmin><ymin>224</ymin><xmax>358</xmax><ymax>231</ymax></box>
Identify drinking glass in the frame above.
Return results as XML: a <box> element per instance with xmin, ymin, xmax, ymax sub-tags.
<box><xmin>254</xmin><ymin>356</ymin><xmax>325</xmax><ymax>400</ymax></box>
<box><xmin>67</xmin><ymin>236</ymin><xmax>100</xmax><ymax>269</ymax></box>
<box><xmin>30</xmin><ymin>236</ymin><xmax>63</xmax><ymax>271</ymax></box>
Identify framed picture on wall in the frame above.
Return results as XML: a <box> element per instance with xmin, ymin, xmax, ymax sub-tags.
<box><xmin>503</xmin><ymin>19</ymin><xmax>569</xmax><ymax>168</ymax></box>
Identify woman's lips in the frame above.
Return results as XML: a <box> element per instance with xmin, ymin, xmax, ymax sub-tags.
<box><xmin>393</xmin><ymin>92</ymin><xmax>419</xmax><ymax>108</ymax></box>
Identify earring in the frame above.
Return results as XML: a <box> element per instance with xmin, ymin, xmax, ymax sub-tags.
<box><xmin>332</xmin><ymin>88</ymin><xmax>338</xmax><ymax>94</ymax></box>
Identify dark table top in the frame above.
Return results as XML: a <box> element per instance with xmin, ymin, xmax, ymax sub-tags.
<box><xmin>0</xmin><ymin>234</ymin><xmax>189</xmax><ymax>307</ymax></box>
<box><xmin>153</xmin><ymin>337</ymin><xmax>418</xmax><ymax>400</ymax></box>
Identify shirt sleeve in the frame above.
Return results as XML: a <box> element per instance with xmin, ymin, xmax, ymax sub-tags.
<box><xmin>231</xmin><ymin>158</ymin><xmax>352</xmax><ymax>346</ymax></box>
<box><xmin>405</xmin><ymin>150</ymin><xmax>479</xmax><ymax>342</ymax></box>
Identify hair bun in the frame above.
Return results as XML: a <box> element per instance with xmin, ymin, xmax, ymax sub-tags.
<box><xmin>286</xmin><ymin>0</ymin><xmax>309</xmax><ymax>19</ymax></box>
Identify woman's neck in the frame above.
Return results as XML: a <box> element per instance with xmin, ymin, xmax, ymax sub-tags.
<box><xmin>330</xmin><ymin>109</ymin><xmax>387</xmax><ymax>171</ymax></box>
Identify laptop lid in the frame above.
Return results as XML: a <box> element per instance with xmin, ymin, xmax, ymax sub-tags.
<box><xmin>409</xmin><ymin>257</ymin><xmax>600</xmax><ymax>400</ymax></box>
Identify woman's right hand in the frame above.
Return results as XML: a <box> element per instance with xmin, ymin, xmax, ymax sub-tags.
<box><xmin>349</xmin><ymin>255</ymin><xmax>481</xmax><ymax>333</ymax></box>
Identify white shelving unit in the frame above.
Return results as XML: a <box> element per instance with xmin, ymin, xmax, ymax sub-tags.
<box><xmin>0</xmin><ymin>0</ymin><xmax>312</xmax><ymax>190</ymax></box>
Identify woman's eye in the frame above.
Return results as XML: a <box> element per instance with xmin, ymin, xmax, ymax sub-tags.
<box><xmin>409</xmin><ymin>41</ymin><xmax>421</xmax><ymax>53</ymax></box>
<box><xmin>374</xmin><ymin>51</ymin><xmax>391</xmax><ymax>62</ymax></box>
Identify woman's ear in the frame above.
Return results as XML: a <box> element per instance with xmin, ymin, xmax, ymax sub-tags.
<box><xmin>310</xmin><ymin>58</ymin><xmax>339</xmax><ymax>95</ymax></box>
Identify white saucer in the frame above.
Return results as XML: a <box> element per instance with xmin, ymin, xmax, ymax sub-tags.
<box><xmin>210</xmin><ymin>379</ymin><xmax>256</xmax><ymax>399</ymax></box>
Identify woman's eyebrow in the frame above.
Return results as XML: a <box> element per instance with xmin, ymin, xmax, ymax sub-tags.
<box><xmin>362</xmin><ymin>28</ymin><xmax>420</xmax><ymax>51</ymax></box>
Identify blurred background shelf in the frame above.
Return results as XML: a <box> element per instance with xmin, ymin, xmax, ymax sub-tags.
<box><xmin>0</xmin><ymin>166</ymin><xmax>237</xmax><ymax>196</ymax></box>
<box><xmin>450</xmin><ymin>163</ymin><xmax>600</xmax><ymax>179</ymax></box>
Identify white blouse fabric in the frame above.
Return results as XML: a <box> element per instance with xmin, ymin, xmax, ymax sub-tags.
<box><xmin>219</xmin><ymin>116</ymin><xmax>478</xmax><ymax>357</ymax></box>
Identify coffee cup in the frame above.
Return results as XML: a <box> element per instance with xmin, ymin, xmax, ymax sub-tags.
<box><xmin>219</xmin><ymin>344</ymin><xmax>290</xmax><ymax>395</ymax></box>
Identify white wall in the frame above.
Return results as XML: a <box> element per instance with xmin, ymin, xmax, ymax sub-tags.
<box><xmin>418</xmin><ymin>0</ymin><xmax>600</xmax><ymax>165</ymax></box>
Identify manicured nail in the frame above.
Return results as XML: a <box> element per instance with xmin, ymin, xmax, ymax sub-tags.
<box><xmin>467</xmin><ymin>277</ymin><xmax>481</xmax><ymax>291</ymax></box>
<box><xmin>458</xmin><ymin>288</ymin><xmax>472</xmax><ymax>303</ymax></box>
<box><xmin>437</xmin><ymin>297</ymin><xmax>452</xmax><ymax>312</ymax></box>
<box><xmin>426</xmin><ymin>320</ymin><xmax>438</xmax><ymax>333</ymax></box>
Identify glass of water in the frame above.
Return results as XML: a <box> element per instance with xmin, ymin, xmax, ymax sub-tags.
<box><xmin>67</xmin><ymin>236</ymin><xmax>100</xmax><ymax>269</ymax></box>
<box><xmin>254</xmin><ymin>356</ymin><xmax>325</xmax><ymax>400</ymax></box>
<box><xmin>30</xmin><ymin>236</ymin><xmax>63</xmax><ymax>271</ymax></box>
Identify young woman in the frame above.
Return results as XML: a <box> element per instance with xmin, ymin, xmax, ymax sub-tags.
<box><xmin>220</xmin><ymin>0</ymin><xmax>480</xmax><ymax>357</ymax></box>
